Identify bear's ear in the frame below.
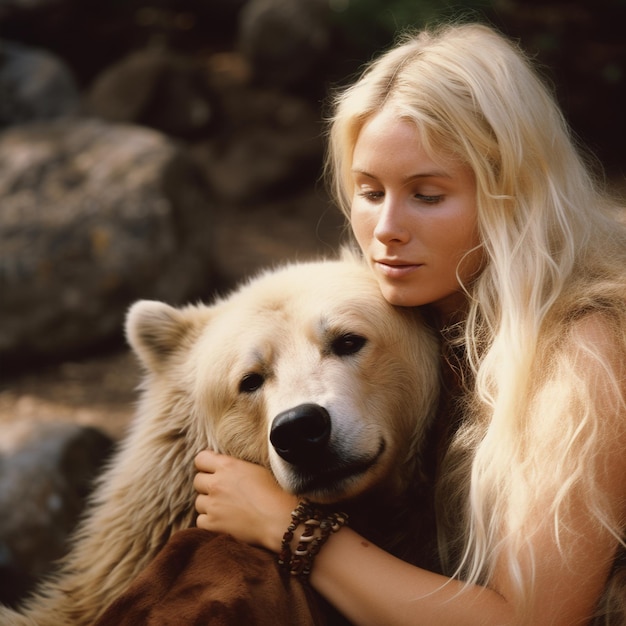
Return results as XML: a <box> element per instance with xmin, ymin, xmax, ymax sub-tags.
<box><xmin>125</xmin><ymin>300</ymin><xmax>199</xmax><ymax>373</ymax></box>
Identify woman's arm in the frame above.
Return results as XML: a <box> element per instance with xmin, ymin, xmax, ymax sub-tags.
<box><xmin>194</xmin><ymin>452</ymin><xmax>515</xmax><ymax>624</ymax></box>
<box><xmin>194</xmin><ymin>437</ymin><xmax>622</xmax><ymax>626</ymax></box>
<box><xmin>309</xmin><ymin>527</ymin><xmax>514</xmax><ymax>625</ymax></box>
<box><xmin>194</xmin><ymin>447</ymin><xmax>621</xmax><ymax>626</ymax></box>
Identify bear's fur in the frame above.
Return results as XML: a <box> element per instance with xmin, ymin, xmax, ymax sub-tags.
<box><xmin>1</xmin><ymin>252</ymin><xmax>439</xmax><ymax>626</ymax></box>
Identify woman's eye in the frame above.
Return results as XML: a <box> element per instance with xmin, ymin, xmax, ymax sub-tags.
<box><xmin>239</xmin><ymin>372</ymin><xmax>265</xmax><ymax>393</ymax></box>
<box><xmin>357</xmin><ymin>190</ymin><xmax>384</xmax><ymax>201</ymax></box>
<box><xmin>415</xmin><ymin>193</ymin><xmax>443</xmax><ymax>204</ymax></box>
<box><xmin>331</xmin><ymin>333</ymin><xmax>367</xmax><ymax>357</ymax></box>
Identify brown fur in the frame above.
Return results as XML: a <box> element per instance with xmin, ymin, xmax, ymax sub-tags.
<box><xmin>1</xmin><ymin>252</ymin><xmax>439</xmax><ymax>625</ymax></box>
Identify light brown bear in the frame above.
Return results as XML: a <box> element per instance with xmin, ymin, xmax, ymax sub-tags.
<box><xmin>1</xmin><ymin>252</ymin><xmax>439</xmax><ymax>626</ymax></box>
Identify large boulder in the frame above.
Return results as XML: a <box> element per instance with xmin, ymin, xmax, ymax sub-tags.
<box><xmin>191</xmin><ymin>86</ymin><xmax>324</xmax><ymax>203</ymax></box>
<box><xmin>83</xmin><ymin>47</ymin><xmax>217</xmax><ymax>139</ymax></box>
<box><xmin>0</xmin><ymin>38</ymin><xmax>80</xmax><ymax>128</ymax></box>
<box><xmin>237</xmin><ymin>0</ymin><xmax>332</xmax><ymax>91</ymax></box>
<box><xmin>0</xmin><ymin>118</ymin><xmax>216</xmax><ymax>366</ymax></box>
<box><xmin>0</xmin><ymin>420</ymin><xmax>114</xmax><ymax>607</ymax></box>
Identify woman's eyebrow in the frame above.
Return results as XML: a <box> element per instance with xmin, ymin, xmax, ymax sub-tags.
<box><xmin>351</xmin><ymin>168</ymin><xmax>452</xmax><ymax>180</ymax></box>
<box><xmin>404</xmin><ymin>171</ymin><xmax>452</xmax><ymax>181</ymax></box>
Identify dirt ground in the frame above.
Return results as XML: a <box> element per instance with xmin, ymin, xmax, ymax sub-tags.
<box><xmin>0</xmin><ymin>350</ymin><xmax>140</xmax><ymax>441</ymax></box>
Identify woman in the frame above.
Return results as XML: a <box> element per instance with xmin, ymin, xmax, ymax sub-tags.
<box><xmin>194</xmin><ymin>23</ymin><xmax>626</xmax><ymax>624</ymax></box>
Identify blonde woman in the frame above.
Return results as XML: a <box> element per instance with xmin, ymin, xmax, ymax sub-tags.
<box><xmin>194</xmin><ymin>23</ymin><xmax>626</xmax><ymax>624</ymax></box>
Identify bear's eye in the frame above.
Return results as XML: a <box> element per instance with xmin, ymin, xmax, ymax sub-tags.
<box><xmin>331</xmin><ymin>333</ymin><xmax>367</xmax><ymax>357</ymax></box>
<box><xmin>239</xmin><ymin>372</ymin><xmax>265</xmax><ymax>393</ymax></box>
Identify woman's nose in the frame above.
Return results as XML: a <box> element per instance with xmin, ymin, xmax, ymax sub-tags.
<box><xmin>373</xmin><ymin>197</ymin><xmax>410</xmax><ymax>244</ymax></box>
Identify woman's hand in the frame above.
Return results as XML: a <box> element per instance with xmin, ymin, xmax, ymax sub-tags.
<box><xmin>193</xmin><ymin>450</ymin><xmax>298</xmax><ymax>553</ymax></box>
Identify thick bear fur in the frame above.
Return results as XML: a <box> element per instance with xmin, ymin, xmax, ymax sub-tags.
<box><xmin>1</xmin><ymin>252</ymin><xmax>439</xmax><ymax>626</ymax></box>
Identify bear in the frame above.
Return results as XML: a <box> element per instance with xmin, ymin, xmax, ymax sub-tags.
<box><xmin>0</xmin><ymin>251</ymin><xmax>439</xmax><ymax>626</ymax></box>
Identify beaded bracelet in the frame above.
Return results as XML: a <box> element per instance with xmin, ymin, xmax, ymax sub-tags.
<box><xmin>278</xmin><ymin>499</ymin><xmax>349</xmax><ymax>580</ymax></box>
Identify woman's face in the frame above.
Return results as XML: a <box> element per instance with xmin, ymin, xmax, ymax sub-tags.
<box><xmin>350</xmin><ymin>109</ymin><xmax>484</xmax><ymax>317</ymax></box>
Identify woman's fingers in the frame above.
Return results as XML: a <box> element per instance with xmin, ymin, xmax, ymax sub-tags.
<box><xmin>194</xmin><ymin>448</ymin><xmax>219</xmax><ymax>472</ymax></box>
<box><xmin>191</xmin><ymin>451</ymin><xmax>298</xmax><ymax>550</ymax></box>
<box><xmin>193</xmin><ymin>470</ymin><xmax>211</xmax><ymax>494</ymax></box>
<box><xmin>194</xmin><ymin>492</ymin><xmax>210</xmax><ymax>513</ymax></box>
<box><xmin>195</xmin><ymin>513</ymin><xmax>211</xmax><ymax>530</ymax></box>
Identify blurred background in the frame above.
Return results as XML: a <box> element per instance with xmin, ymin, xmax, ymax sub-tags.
<box><xmin>0</xmin><ymin>0</ymin><xmax>625</xmax><ymax>607</ymax></box>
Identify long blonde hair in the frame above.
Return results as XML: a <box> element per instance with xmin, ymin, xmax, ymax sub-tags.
<box><xmin>326</xmin><ymin>22</ymin><xmax>626</xmax><ymax>621</ymax></box>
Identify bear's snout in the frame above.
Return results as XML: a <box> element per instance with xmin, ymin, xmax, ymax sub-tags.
<box><xmin>270</xmin><ymin>403</ymin><xmax>331</xmax><ymax>465</ymax></box>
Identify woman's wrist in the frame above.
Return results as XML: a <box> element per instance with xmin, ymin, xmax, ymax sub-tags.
<box><xmin>260</xmin><ymin>491</ymin><xmax>299</xmax><ymax>553</ymax></box>
<box><xmin>276</xmin><ymin>499</ymin><xmax>350</xmax><ymax>580</ymax></box>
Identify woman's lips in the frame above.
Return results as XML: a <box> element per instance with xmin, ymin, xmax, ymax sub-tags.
<box><xmin>375</xmin><ymin>260</ymin><xmax>423</xmax><ymax>278</ymax></box>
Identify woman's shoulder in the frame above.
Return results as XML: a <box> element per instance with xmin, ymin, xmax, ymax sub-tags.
<box><xmin>535</xmin><ymin>307</ymin><xmax>626</xmax><ymax>422</ymax></box>
<box><xmin>556</xmin><ymin>308</ymin><xmax>626</xmax><ymax>372</ymax></box>
<box><xmin>549</xmin><ymin>277</ymin><xmax>626</xmax><ymax>349</ymax></box>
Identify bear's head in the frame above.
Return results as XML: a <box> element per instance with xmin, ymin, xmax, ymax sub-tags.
<box><xmin>126</xmin><ymin>254</ymin><xmax>439</xmax><ymax>505</ymax></box>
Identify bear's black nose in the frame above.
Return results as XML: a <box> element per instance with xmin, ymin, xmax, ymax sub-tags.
<box><xmin>270</xmin><ymin>403</ymin><xmax>331</xmax><ymax>465</ymax></box>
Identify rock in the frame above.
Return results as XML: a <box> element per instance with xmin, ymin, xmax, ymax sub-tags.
<box><xmin>0</xmin><ymin>38</ymin><xmax>80</xmax><ymax>128</ymax></box>
<box><xmin>237</xmin><ymin>0</ymin><xmax>332</xmax><ymax>90</ymax></box>
<box><xmin>0</xmin><ymin>420</ymin><xmax>114</xmax><ymax>607</ymax></box>
<box><xmin>0</xmin><ymin>118</ymin><xmax>216</xmax><ymax>366</ymax></box>
<box><xmin>0</xmin><ymin>0</ymin><xmax>68</xmax><ymax>19</ymax></box>
<box><xmin>191</xmin><ymin>86</ymin><xmax>324</xmax><ymax>203</ymax></box>
<box><xmin>83</xmin><ymin>47</ymin><xmax>217</xmax><ymax>139</ymax></box>
<box><xmin>210</xmin><ymin>185</ymin><xmax>345</xmax><ymax>289</ymax></box>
